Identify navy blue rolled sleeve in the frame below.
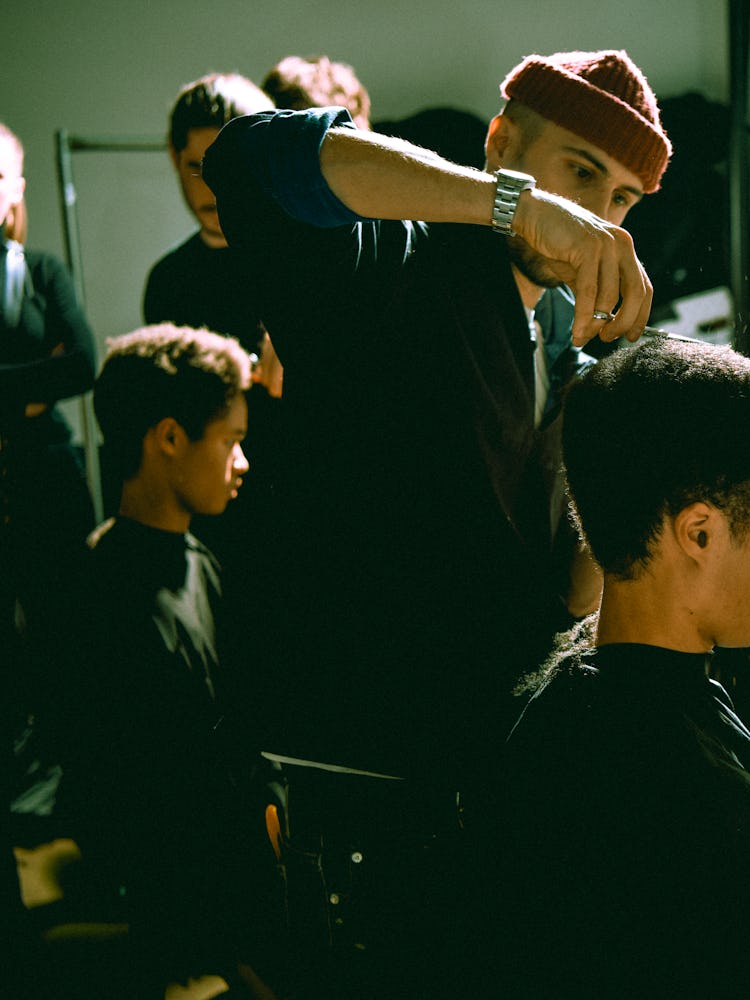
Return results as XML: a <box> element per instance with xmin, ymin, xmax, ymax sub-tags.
<box><xmin>203</xmin><ymin>107</ymin><xmax>367</xmax><ymax>228</ymax></box>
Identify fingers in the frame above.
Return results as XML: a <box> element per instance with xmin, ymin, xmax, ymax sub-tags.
<box><xmin>569</xmin><ymin>233</ymin><xmax>622</xmax><ymax>347</ymax></box>
<box><xmin>518</xmin><ymin>189</ymin><xmax>652</xmax><ymax>348</ymax></box>
<box><xmin>570</xmin><ymin>230</ymin><xmax>652</xmax><ymax>347</ymax></box>
<box><xmin>601</xmin><ymin>233</ymin><xmax>652</xmax><ymax>343</ymax></box>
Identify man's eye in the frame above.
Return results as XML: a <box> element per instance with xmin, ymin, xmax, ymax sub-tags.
<box><xmin>572</xmin><ymin>164</ymin><xmax>592</xmax><ymax>180</ymax></box>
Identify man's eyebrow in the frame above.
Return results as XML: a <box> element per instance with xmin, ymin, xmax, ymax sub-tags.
<box><xmin>562</xmin><ymin>145</ymin><xmax>644</xmax><ymax>200</ymax></box>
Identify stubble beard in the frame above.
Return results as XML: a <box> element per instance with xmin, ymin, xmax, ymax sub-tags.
<box><xmin>506</xmin><ymin>235</ymin><xmax>564</xmax><ymax>290</ymax></box>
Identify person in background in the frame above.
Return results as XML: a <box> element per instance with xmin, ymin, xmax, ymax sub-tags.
<box><xmin>142</xmin><ymin>73</ymin><xmax>273</xmax><ymax>345</ymax></box>
<box><xmin>261</xmin><ymin>54</ymin><xmax>371</xmax><ymax>129</ymax></box>
<box><xmin>0</xmin><ymin>123</ymin><xmax>96</xmax><ymax>929</ymax></box>
<box><xmin>140</xmin><ymin>73</ymin><xmax>276</xmax><ymax>658</ymax></box>
<box><xmin>0</xmin><ymin>121</ymin><xmax>96</xmax><ymax>646</ymax></box>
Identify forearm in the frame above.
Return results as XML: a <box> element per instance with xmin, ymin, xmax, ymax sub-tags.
<box><xmin>0</xmin><ymin>344</ymin><xmax>95</xmax><ymax>406</ymax></box>
<box><xmin>319</xmin><ymin>126</ymin><xmax>496</xmax><ymax>225</ymax></box>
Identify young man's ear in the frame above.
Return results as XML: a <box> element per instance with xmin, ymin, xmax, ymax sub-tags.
<box><xmin>673</xmin><ymin>502</ymin><xmax>713</xmax><ymax>559</ymax></box>
<box><xmin>168</xmin><ymin>142</ymin><xmax>179</xmax><ymax>170</ymax></box>
<box><xmin>152</xmin><ymin>416</ymin><xmax>187</xmax><ymax>456</ymax></box>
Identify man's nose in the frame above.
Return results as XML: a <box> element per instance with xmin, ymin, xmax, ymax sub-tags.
<box><xmin>578</xmin><ymin>190</ymin><xmax>611</xmax><ymax>221</ymax></box>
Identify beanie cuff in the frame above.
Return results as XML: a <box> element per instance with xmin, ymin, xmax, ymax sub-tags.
<box><xmin>502</xmin><ymin>58</ymin><xmax>671</xmax><ymax>193</ymax></box>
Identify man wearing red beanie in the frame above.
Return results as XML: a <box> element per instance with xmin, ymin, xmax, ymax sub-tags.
<box><xmin>489</xmin><ymin>49</ymin><xmax>671</xmax><ymax>435</ymax></box>
<box><xmin>202</xmin><ymin>49</ymin><xmax>670</xmax><ymax>998</ymax></box>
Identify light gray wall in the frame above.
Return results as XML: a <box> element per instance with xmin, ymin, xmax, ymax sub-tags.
<box><xmin>4</xmin><ymin>0</ymin><xmax>730</xmax><ymax>392</ymax></box>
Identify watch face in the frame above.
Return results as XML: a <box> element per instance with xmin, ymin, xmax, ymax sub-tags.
<box><xmin>498</xmin><ymin>168</ymin><xmax>536</xmax><ymax>187</ymax></box>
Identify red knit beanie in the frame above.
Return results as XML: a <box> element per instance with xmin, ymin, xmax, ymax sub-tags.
<box><xmin>500</xmin><ymin>50</ymin><xmax>672</xmax><ymax>193</ymax></box>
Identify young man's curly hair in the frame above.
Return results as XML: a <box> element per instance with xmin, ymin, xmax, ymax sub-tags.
<box><xmin>94</xmin><ymin>323</ymin><xmax>251</xmax><ymax>480</ymax></box>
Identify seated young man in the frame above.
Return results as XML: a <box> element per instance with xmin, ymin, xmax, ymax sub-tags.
<box><xmin>499</xmin><ymin>337</ymin><xmax>750</xmax><ymax>998</ymax></box>
<box><xmin>50</xmin><ymin>325</ymin><xmax>280</xmax><ymax>998</ymax></box>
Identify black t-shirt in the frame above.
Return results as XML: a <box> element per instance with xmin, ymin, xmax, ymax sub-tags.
<box><xmin>52</xmin><ymin>517</ymin><xmax>273</xmax><ymax>982</ymax></box>
<box><xmin>143</xmin><ymin>231</ymin><xmax>264</xmax><ymax>354</ymax></box>
<box><xmin>499</xmin><ymin>643</ymin><xmax>750</xmax><ymax>998</ymax></box>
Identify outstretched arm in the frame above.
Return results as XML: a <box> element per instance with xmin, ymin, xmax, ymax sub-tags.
<box><xmin>204</xmin><ymin>108</ymin><xmax>651</xmax><ymax>347</ymax></box>
<box><xmin>318</xmin><ymin>125</ymin><xmax>651</xmax><ymax>347</ymax></box>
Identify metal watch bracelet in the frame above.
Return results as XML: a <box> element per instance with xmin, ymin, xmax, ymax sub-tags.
<box><xmin>491</xmin><ymin>168</ymin><xmax>536</xmax><ymax>237</ymax></box>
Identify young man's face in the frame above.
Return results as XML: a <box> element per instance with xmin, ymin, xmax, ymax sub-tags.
<box><xmin>170</xmin><ymin>126</ymin><xmax>225</xmax><ymax>247</ymax></box>
<box><xmin>701</xmin><ymin>514</ymin><xmax>750</xmax><ymax>649</ymax></box>
<box><xmin>486</xmin><ymin>115</ymin><xmax>644</xmax><ymax>228</ymax></box>
<box><xmin>175</xmin><ymin>393</ymin><xmax>249</xmax><ymax>517</ymax></box>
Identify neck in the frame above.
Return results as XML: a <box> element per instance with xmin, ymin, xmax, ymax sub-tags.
<box><xmin>512</xmin><ymin>265</ymin><xmax>544</xmax><ymax>312</ymax></box>
<box><xmin>596</xmin><ymin>575</ymin><xmax>714</xmax><ymax>653</ymax></box>
<box><xmin>199</xmin><ymin>228</ymin><xmax>228</xmax><ymax>249</ymax></box>
<box><xmin>119</xmin><ymin>478</ymin><xmax>190</xmax><ymax>535</ymax></box>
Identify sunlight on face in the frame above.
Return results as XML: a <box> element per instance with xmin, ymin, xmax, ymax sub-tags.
<box><xmin>177</xmin><ymin>393</ymin><xmax>249</xmax><ymax>517</ymax></box>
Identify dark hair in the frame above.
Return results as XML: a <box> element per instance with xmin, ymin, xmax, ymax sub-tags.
<box><xmin>501</xmin><ymin>100</ymin><xmax>548</xmax><ymax>154</ymax></box>
<box><xmin>563</xmin><ymin>338</ymin><xmax>750</xmax><ymax>579</ymax></box>
<box><xmin>261</xmin><ymin>55</ymin><xmax>371</xmax><ymax>129</ymax></box>
<box><xmin>94</xmin><ymin>323</ymin><xmax>251</xmax><ymax>480</ymax></box>
<box><xmin>169</xmin><ymin>73</ymin><xmax>273</xmax><ymax>153</ymax></box>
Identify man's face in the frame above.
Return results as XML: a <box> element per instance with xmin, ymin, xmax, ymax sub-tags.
<box><xmin>486</xmin><ymin>113</ymin><xmax>644</xmax><ymax>293</ymax></box>
<box><xmin>174</xmin><ymin>393</ymin><xmax>249</xmax><ymax>516</ymax></box>
<box><xmin>0</xmin><ymin>135</ymin><xmax>25</xmax><ymax>232</ymax></box>
<box><xmin>170</xmin><ymin>126</ymin><xmax>225</xmax><ymax>247</ymax></box>
<box><xmin>487</xmin><ymin>115</ymin><xmax>644</xmax><ymax>226</ymax></box>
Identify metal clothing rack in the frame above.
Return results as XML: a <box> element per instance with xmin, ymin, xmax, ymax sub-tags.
<box><xmin>729</xmin><ymin>0</ymin><xmax>750</xmax><ymax>355</ymax></box>
<box><xmin>54</xmin><ymin>130</ymin><xmax>166</xmax><ymax>522</ymax></box>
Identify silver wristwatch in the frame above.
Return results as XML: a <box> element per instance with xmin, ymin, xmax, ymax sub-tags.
<box><xmin>491</xmin><ymin>168</ymin><xmax>536</xmax><ymax>237</ymax></box>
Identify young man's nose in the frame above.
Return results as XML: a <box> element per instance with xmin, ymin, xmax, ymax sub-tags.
<box><xmin>233</xmin><ymin>444</ymin><xmax>250</xmax><ymax>474</ymax></box>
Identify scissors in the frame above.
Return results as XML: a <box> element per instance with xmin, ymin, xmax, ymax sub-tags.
<box><xmin>592</xmin><ymin>310</ymin><xmax>703</xmax><ymax>344</ymax></box>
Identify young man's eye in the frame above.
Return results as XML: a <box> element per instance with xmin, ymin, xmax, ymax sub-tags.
<box><xmin>572</xmin><ymin>164</ymin><xmax>592</xmax><ymax>180</ymax></box>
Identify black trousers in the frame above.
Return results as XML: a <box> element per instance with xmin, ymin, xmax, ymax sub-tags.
<box><xmin>269</xmin><ymin>756</ymin><xmax>499</xmax><ymax>1000</ymax></box>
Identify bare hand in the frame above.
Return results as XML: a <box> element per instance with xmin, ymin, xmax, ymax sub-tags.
<box><xmin>25</xmin><ymin>343</ymin><xmax>65</xmax><ymax>418</ymax></box>
<box><xmin>251</xmin><ymin>330</ymin><xmax>284</xmax><ymax>398</ymax></box>
<box><xmin>513</xmin><ymin>188</ymin><xmax>652</xmax><ymax>347</ymax></box>
<box><xmin>25</xmin><ymin>402</ymin><xmax>48</xmax><ymax>418</ymax></box>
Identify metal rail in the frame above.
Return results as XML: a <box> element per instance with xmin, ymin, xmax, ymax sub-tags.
<box><xmin>729</xmin><ymin>0</ymin><xmax>750</xmax><ymax>355</ymax></box>
<box><xmin>54</xmin><ymin>130</ymin><xmax>166</xmax><ymax>522</ymax></box>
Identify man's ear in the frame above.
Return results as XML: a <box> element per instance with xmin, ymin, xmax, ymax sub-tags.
<box><xmin>168</xmin><ymin>142</ymin><xmax>179</xmax><ymax>170</ymax></box>
<box><xmin>673</xmin><ymin>502</ymin><xmax>714</xmax><ymax>559</ymax></box>
<box><xmin>485</xmin><ymin>112</ymin><xmax>516</xmax><ymax>168</ymax></box>
<box><xmin>152</xmin><ymin>416</ymin><xmax>187</xmax><ymax>456</ymax></box>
